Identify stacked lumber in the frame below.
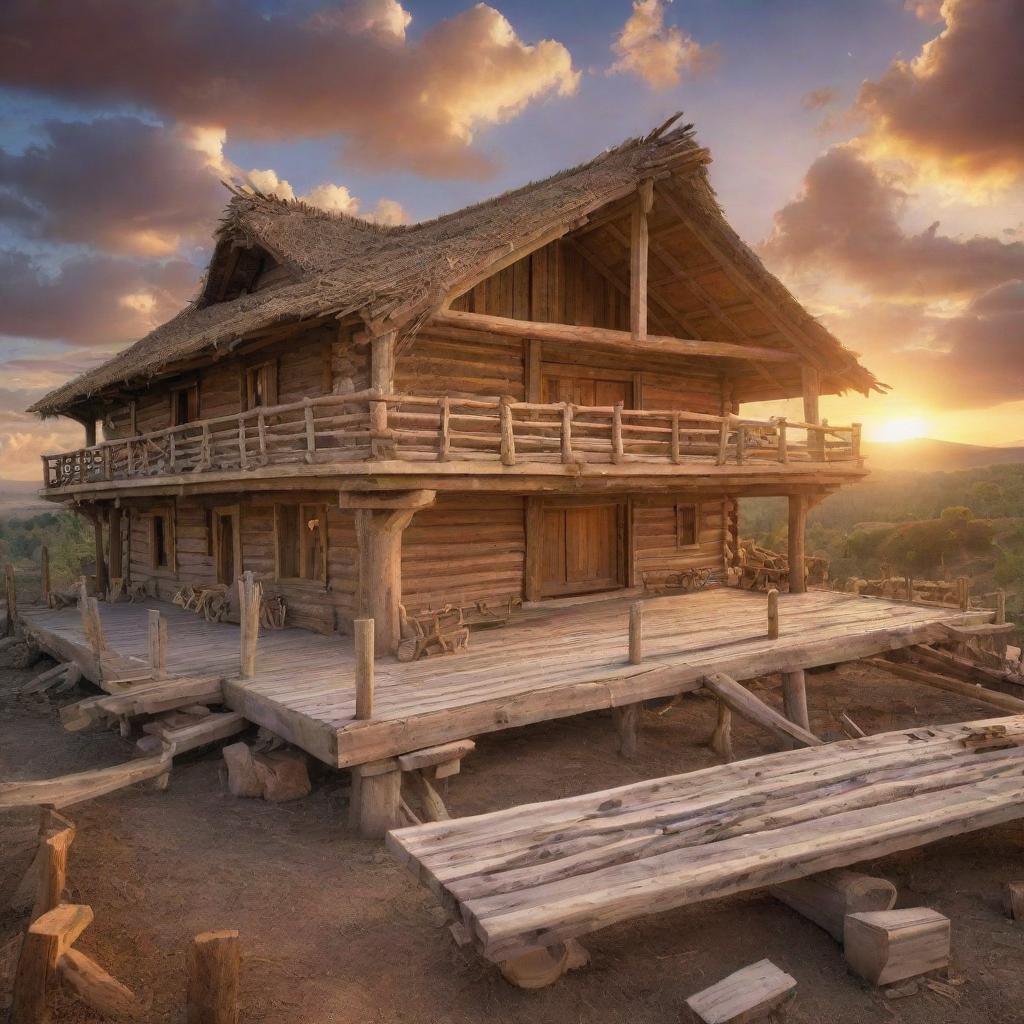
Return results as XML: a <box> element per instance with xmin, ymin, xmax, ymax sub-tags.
<box><xmin>60</xmin><ymin>674</ymin><xmax>223</xmax><ymax>732</ymax></box>
<box><xmin>389</xmin><ymin>717</ymin><xmax>1024</xmax><ymax>965</ymax></box>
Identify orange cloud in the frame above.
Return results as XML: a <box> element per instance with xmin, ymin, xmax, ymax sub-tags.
<box><xmin>610</xmin><ymin>0</ymin><xmax>716</xmax><ymax>90</ymax></box>
<box><xmin>0</xmin><ymin>0</ymin><xmax>579</xmax><ymax>179</ymax></box>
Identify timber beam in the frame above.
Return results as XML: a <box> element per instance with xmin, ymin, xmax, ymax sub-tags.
<box><xmin>427</xmin><ymin>310</ymin><xmax>800</xmax><ymax>365</ymax></box>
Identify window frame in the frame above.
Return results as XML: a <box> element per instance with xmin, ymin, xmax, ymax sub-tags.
<box><xmin>149</xmin><ymin>508</ymin><xmax>176</xmax><ymax>572</ymax></box>
<box><xmin>273</xmin><ymin>502</ymin><xmax>327</xmax><ymax>583</ymax></box>
<box><xmin>675</xmin><ymin>502</ymin><xmax>700</xmax><ymax>550</ymax></box>
<box><xmin>169</xmin><ymin>382</ymin><xmax>200</xmax><ymax>426</ymax></box>
<box><xmin>243</xmin><ymin>359</ymin><xmax>278</xmax><ymax>411</ymax></box>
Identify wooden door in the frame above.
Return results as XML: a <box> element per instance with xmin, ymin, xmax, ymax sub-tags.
<box><xmin>216</xmin><ymin>514</ymin><xmax>236</xmax><ymax>586</ymax></box>
<box><xmin>542</xmin><ymin>370</ymin><xmax>632</xmax><ymax>408</ymax></box>
<box><xmin>541</xmin><ymin>502</ymin><xmax>623</xmax><ymax>597</ymax></box>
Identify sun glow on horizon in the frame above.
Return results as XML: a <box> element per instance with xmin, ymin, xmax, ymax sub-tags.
<box><xmin>872</xmin><ymin>416</ymin><xmax>928</xmax><ymax>443</ymax></box>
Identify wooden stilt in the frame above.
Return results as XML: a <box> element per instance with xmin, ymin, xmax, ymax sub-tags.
<box><xmin>709</xmin><ymin>701</ymin><xmax>734</xmax><ymax>762</ymax></box>
<box><xmin>703</xmin><ymin>671</ymin><xmax>822</xmax><ymax>748</ymax></box>
<box><xmin>92</xmin><ymin>514</ymin><xmax>108</xmax><ymax>598</ymax></box>
<box><xmin>355</xmin><ymin>618</ymin><xmax>374</xmax><ymax>720</ymax></box>
<box><xmin>612</xmin><ymin>703</ymin><xmax>641</xmax><ymax>758</ymax></box>
<box><xmin>788</xmin><ymin>495</ymin><xmax>807</xmax><ymax>594</ymax></box>
<box><xmin>4</xmin><ymin>562</ymin><xmax>16</xmax><ymax>636</ymax></box>
<box><xmin>186</xmin><ymin>929</ymin><xmax>240</xmax><ymax>1024</ymax></box>
<box><xmin>782</xmin><ymin>669</ymin><xmax>810</xmax><ymax>731</ymax></box>
<box><xmin>628</xmin><ymin>602</ymin><xmax>643</xmax><ymax>664</ymax></box>
<box><xmin>107</xmin><ymin>507</ymin><xmax>123</xmax><ymax>587</ymax></box>
<box><xmin>767</xmin><ymin>588</ymin><xmax>779</xmax><ymax>639</ymax></box>
<box><xmin>237</xmin><ymin>571</ymin><xmax>261</xmax><ymax>679</ymax></box>
<box><xmin>349</xmin><ymin>762</ymin><xmax>401</xmax><ymax>839</ymax></box>
<box><xmin>148</xmin><ymin>609</ymin><xmax>167</xmax><ymax>679</ymax></box>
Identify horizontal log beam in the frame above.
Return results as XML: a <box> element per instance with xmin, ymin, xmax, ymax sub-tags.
<box><xmin>428</xmin><ymin>310</ymin><xmax>800</xmax><ymax>364</ymax></box>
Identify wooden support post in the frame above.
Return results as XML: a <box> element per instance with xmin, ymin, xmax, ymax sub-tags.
<box><xmin>801</xmin><ymin>365</ymin><xmax>820</xmax><ymax>426</ymax></box>
<box><xmin>788</xmin><ymin>494</ymin><xmax>807</xmax><ymax>594</ymax></box>
<box><xmin>187</xmin><ymin>929</ymin><xmax>240</xmax><ymax>1024</ymax></box>
<box><xmin>776</xmin><ymin>418</ymin><xmax>787</xmax><ymax>463</ymax></box>
<box><xmin>148</xmin><ymin>609</ymin><xmax>167</xmax><ymax>679</ymax></box>
<box><xmin>996</xmin><ymin>589</ymin><xmax>1006</xmax><ymax>625</ymax></box>
<box><xmin>628</xmin><ymin>602</ymin><xmax>643</xmax><ymax>664</ymax></box>
<box><xmin>41</xmin><ymin>546</ymin><xmax>52</xmax><ymax>608</ymax></box>
<box><xmin>629</xmin><ymin>180</ymin><xmax>654</xmax><ymax>340</ymax></box>
<box><xmin>83</xmin><ymin>418</ymin><xmax>97</xmax><ymax>447</ymax></box>
<box><xmin>355</xmin><ymin>618</ymin><xmax>374</xmax><ymax>720</ymax></box>
<box><xmin>92</xmin><ymin>514</ymin><xmax>108</xmax><ymax>598</ymax></box>
<box><xmin>767</xmin><ymin>588</ymin><xmax>779</xmax><ymax>639</ymax></box>
<box><xmin>708</xmin><ymin>701</ymin><xmax>733</xmax><ymax>762</ymax></box>
<box><xmin>612</xmin><ymin>703</ymin><xmax>640</xmax><ymax>758</ymax></box>
<box><xmin>4</xmin><ymin>562</ymin><xmax>16</xmax><ymax>636</ymax></box>
<box><xmin>349</xmin><ymin>761</ymin><xmax>402</xmax><ymax>838</ymax></box>
<box><xmin>369</xmin><ymin>330</ymin><xmax>396</xmax><ymax>393</ymax></box>
<box><xmin>782</xmin><ymin>669</ymin><xmax>809</xmax><ymax>732</ymax></box>
<box><xmin>703</xmin><ymin>671</ymin><xmax>822</xmax><ymax>748</ymax></box>
<box><xmin>33</xmin><ymin>822</ymin><xmax>76</xmax><ymax>921</ymax></box>
<box><xmin>237</xmin><ymin>571</ymin><xmax>260</xmax><ymax>679</ymax></box>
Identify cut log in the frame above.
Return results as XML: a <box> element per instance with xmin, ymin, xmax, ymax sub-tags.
<box><xmin>782</xmin><ymin>669</ymin><xmax>809</xmax><ymax>732</ymax></box>
<box><xmin>685</xmin><ymin>959</ymin><xmax>796</xmax><ymax>1024</ymax></box>
<box><xmin>499</xmin><ymin>939</ymin><xmax>589</xmax><ymax>990</ymax></box>
<box><xmin>1003</xmin><ymin>881</ymin><xmax>1024</xmax><ymax>920</ymax></box>
<box><xmin>915</xmin><ymin>646</ymin><xmax>1024</xmax><ymax>696</ymax></box>
<box><xmin>396</xmin><ymin>740</ymin><xmax>475</xmax><ymax>773</ymax></box>
<box><xmin>21</xmin><ymin>661</ymin><xmax>76</xmax><ymax>696</ymax></box>
<box><xmin>58</xmin><ymin>947</ymin><xmax>144</xmax><ymax>1021</ymax></box>
<box><xmin>769</xmin><ymin>870</ymin><xmax>897</xmax><ymax>942</ymax></box>
<box><xmin>141</xmin><ymin>712</ymin><xmax>246</xmax><ymax>755</ymax></box>
<box><xmin>844</xmin><ymin>908</ymin><xmax>950</xmax><ymax>986</ymax></box>
<box><xmin>186</xmin><ymin>930</ymin><xmax>240</xmax><ymax>1024</ymax></box>
<box><xmin>703</xmin><ymin>672</ymin><xmax>822</xmax><ymax>749</ymax></box>
<box><xmin>0</xmin><ymin>749</ymin><xmax>173</xmax><ymax>809</ymax></box>
<box><xmin>866</xmin><ymin>657</ymin><xmax>1024</xmax><ymax>713</ymax></box>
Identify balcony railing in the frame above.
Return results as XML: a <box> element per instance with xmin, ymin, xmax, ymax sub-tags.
<box><xmin>42</xmin><ymin>390</ymin><xmax>863</xmax><ymax>489</ymax></box>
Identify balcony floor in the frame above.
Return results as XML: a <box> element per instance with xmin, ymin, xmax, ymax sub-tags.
<box><xmin>18</xmin><ymin>589</ymin><xmax>986</xmax><ymax>768</ymax></box>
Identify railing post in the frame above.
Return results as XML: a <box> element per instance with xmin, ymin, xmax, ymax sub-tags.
<box><xmin>148</xmin><ymin>608</ymin><xmax>167</xmax><ymax>678</ymax></box>
<box><xmin>717</xmin><ymin>418</ymin><xmax>729</xmax><ymax>465</ymax></box>
<box><xmin>671</xmin><ymin>412</ymin><xmax>681</xmax><ymax>465</ymax></box>
<box><xmin>238</xmin><ymin>570</ymin><xmax>261</xmax><ymax>678</ymax></box>
<box><xmin>355</xmin><ymin>618</ymin><xmax>375</xmax><ymax>719</ymax></box>
<box><xmin>776</xmin><ymin>418</ymin><xmax>788</xmax><ymax>463</ymax></box>
<box><xmin>126</xmin><ymin>440</ymin><xmax>134</xmax><ymax>476</ymax></box>
<box><xmin>438</xmin><ymin>396</ymin><xmax>451</xmax><ymax>461</ymax></box>
<box><xmin>200</xmin><ymin>422</ymin><xmax>210</xmax><ymax>469</ymax></box>
<box><xmin>499</xmin><ymin>396</ymin><xmax>516</xmax><ymax>466</ymax></box>
<box><xmin>736</xmin><ymin>425</ymin><xmax>745</xmax><ymax>465</ymax></box>
<box><xmin>260</xmin><ymin>409</ymin><xmax>269</xmax><ymax>463</ymax></box>
<box><xmin>628</xmin><ymin>602</ymin><xmax>643</xmax><ymax>664</ymax></box>
<box><xmin>237</xmin><ymin>415</ymin><xmax>249</xmax><ymax>470</ymax></box>
<box><xmin>169</xmin><ymin>431</ymin><xmax>177</xmax><ymax>473</ymax></box>
<box><xmin>611</xmin><ymin>402</ymin><xmax>624</xmax><ymax>464</ymax></box>
<box><xmin>303</xmin><ymin>399</ymin><xmax>315</xmax><ymax>461</ymax></box>
<box><xmin>560</xmin><ymin>403</ymin><xmax>574</xmax><ymax>464</ymax></box>
<box><xmin>767</xmin><ymin>588</ymin><xmax>779</xmax><ymax>639</ymax></box>
<box><xmin>187</xmin><ymin>929</ymin><xmax>241</xmax><ymax>1024</ymax></box>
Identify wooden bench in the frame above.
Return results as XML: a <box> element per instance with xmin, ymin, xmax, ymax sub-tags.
<box><xmin>388</xmin><ymin>716</ymin><xmax>1024</xmax><ymax>978</ymax></box>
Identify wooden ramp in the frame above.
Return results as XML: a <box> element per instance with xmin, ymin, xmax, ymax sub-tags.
<box><xmin>20</xmin><ymin>590</ymin><xmax>988</xmax><ymax>768</ymax></box>
<box><xmin>388</xmin><ymin>717</ymin><xmax>1024</xmax><ymax>962</ymax></box>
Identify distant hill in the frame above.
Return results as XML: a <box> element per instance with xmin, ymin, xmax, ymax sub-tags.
<box><xmin>865</xmin><ymin>438</ymin><xmax>1024</xmax><ymax>473</ymax></box>
<box><xmin>0</xmin><ymin>479</ymin><xmax>49</xmax><ymax>517</ymax></box>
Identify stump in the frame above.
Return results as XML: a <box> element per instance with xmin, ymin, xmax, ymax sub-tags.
<box><xmin>844</xmin><ymin>908</ymin><xmax>950</xmax><ymax>986</ymax></box>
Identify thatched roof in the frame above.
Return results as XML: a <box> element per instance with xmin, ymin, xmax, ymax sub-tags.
<box><xmin>31</xmin><ymin>118</ymin><xmax>880</xmax><ymax>417</ymax></box>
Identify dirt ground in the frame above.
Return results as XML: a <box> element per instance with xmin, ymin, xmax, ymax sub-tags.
<box><xmin>2</xmin><ymin>655</ymin><xmax>1024</xmax><ymax>1024</ymax></box>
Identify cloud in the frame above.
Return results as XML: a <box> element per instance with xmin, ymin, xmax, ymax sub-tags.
<box><xmin>801</xmin><ymin>86</ymin><xmax>838</xmax><ymax>111</ymax></box>
<box><xmin>857</xmin><ymin>0</ymin><xmax>1024</xmax><ymax>184</ymax></box>
<box><xmin>0</xmin><ymin>117</ymin><xmax>226</xmax><ymax>255</ymax></box>
<box><xmin>0</xmin><ymin>250</ymin><xmax>199</xmax><ymax>347</ymax></box>
<box><xmin>762</xmin><ymin>147</ymin><xmax>1024</xmax><ymax>299</ymax></box>
<box><xmin>242</xmin><ymin>173</ymin><xmax>407</xmax><ymax>222</ymax></box>
<box><xmin>0</xmin><ymin>0</ymin><xmax>579</xmax><ymax>178</ymax></box>
<box><xmin>609</xmin><ymin>0</ymin><xmax>715</xmax><ymax>89</ymax></box>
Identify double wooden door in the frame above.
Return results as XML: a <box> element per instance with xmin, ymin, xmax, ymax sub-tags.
<box><xmin>541</xmin><ymin>500</ymin><xmax>624</xmax><ymax>597</ymax></box>
<box><xmin>541</xmin><ymin>368</ymin><xmax>632</xmax><ymax>408</ymax></box>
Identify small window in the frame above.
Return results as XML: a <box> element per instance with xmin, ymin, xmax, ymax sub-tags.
<box><xmin>275</xmin><ymin>503</ymin><xmax>325</xmax><ymax>581</ymax></box>
<box><xmin>244</xmin><ymin>361</ymin><xmax>277</xmax><ymax>410</ymax></box>
<box><xmin>171</xmin><ymin>383</ymin><xmax>199</xmax><ymax>425</ymax></box>
<box><xmin>152</xmin><ymin>514</ymin><xmax>169</xmax><ymax>568</ymax></box>
<box><xmin>676</xmin><ymin>503</ymin><xmax>699</xmax><ymax>548</ymax></box>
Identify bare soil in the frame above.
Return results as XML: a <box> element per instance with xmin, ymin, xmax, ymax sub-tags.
<box><xmin>2</xmin><ymin>657</ymin><xmax>1024</xmax><ymax>1023</ymax></box>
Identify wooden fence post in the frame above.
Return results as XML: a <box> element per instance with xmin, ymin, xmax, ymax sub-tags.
<box><xmin>237</xmin><ymin>571</ymin><xmax>260</xmax><ymax>679</ymax></box>
<box><xmin>4</xmin><ymin>562</ymin><xmax>16</xmax><ymax>636</ymax></box>
<box><xmin>355</xmin><ymin>618</ymin><xmax>374</xmax><ymax>720</ymax></box>
<box><xmin>628</xmin><ymin>602</ymin><xmax>643</xmax><ymax>665</ymax></box>
<box><xmin>767</xmin><ymin>588</ymin><xmax>779</xmax><ymax>639</ymax></box>
<box><xmin>148</xmin><ymin>609</ymin><xmax>167</xmax><ymax>679</ymax></box>
<box><xmin>40</xmin><ymin>546</ymin><xmax>52</xmax><ymax>609</ymax></box>
<box><xmin>187</xmin><ymin>930</ymin><xmax>240</xmax><ymax>1024</ymax></box>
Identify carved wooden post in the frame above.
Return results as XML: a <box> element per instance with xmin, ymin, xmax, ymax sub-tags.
<box><xmin>238</xmin><ymin>571</ymin><xmax>261</xmax><ymax>679</ymax></box>
<box><xmin>41</xmin><ymin>545</ymin><xmax>52</xmax><ymax>608</ymax></box>
<box><xmin>628</xmin><ymin>602</ymin><xmax>643</xmax><ymax>664</ymax></box>
<box><xmin>148</xmin><ymin>609</ymin><xmax>167</xmax><ymax>679</ymax></box>
<box><xmin>355</xmin><ymin>618</ymin><xmax>374</xmax><ymax>720</ymax></box>
<box><xmin>187</xmin><ymin>930</ymin><xmax>240</xmax><ymax>1024</ymax></box>
<box><xmin>767</xmin><ymin>588</ymin><xmax>779</xmax><ymax>639</ymax></box>
<box><xmin>4</xmin><ymin>562</ymin><xmax>16</xmax><ymax>636</ymax></box>
<box><xmin>788</xmin><ymin>494</ymin><xmax>807</xmax><ymax>594</ymax></box>
<box><xmin>671</xmin><ymin>411</ymin><xmax>681</xmax><ymax>465</ymax></box>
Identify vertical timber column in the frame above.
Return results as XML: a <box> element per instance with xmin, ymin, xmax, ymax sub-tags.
<box><xmin>108</xmin><ymin>505</ymin><xmax>123</xmax><ymax>584</ymax></box>
<box><xmin>92</xmin><ymin>508</ymin><xmax>108</xmax><ymax>598</ymax></box>
<box><xmin>782</xmin><ymin>669</ymin><xmax>810</xmax><ymax>731</ymax></box>
<box><xmin>802</xmin><ymin>365</ymin><xmax>823</xmax><ymax>461</ymax></box>
<box><xmin>788</xmin><ymin>494</ymin><xmax>807</xmax><ymax>594</ymax></box>
<box><xmin>630</xmin><ymin>179</ymin><xmax>655</xmax><ymax>340</ymax></box>
<box><xmin>351</xmin><ymin>490</ymin><xmax>437</xmax><ymax>656</ymax></box>
<box><xmin>369</xmin><ymin>330</ymin><xmax>396</xmax><ymax>392</ymax></box>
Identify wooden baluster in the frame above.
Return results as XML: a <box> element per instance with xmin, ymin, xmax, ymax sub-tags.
<box><xmin>717</xmin><ymin>418</ymin><xmax>729</xmax><ymax>465</ymax></box>
<box><xmin>169</xmin><ymin>431</ymin><xmax>177</xmax><ymax>472</ymax></box>
<box><xmin>103</xmin><ymin>446</ymin><xmax>112</xmax><ymax>480</ymax></box>
<box><xmin>671</xmin><ymin>412</ymin><xmax>681</xmax><ymax>465</ymax></box>
<box><xmin>126</xmin><ymin>440</ymin><xmax>134</xmax><ymax>476</ymax></box>
<box><xmin>767</xmin><ymin>588</ymin><xmax>779</xmax><ymax>639</ymax></box>
<box><xmin>201</xmin><ymin>422</ymin><xmax>211</xmax><ymax>469</ymax></box>
<box><xmin>560</xmin><ymin>403</ymin><xmax>574</xmax><ymax>464</ymax></box>
<box><xmin>612</xmin><ymin>402</ymin><xmax>624</xmax><ymax>464</ymax></box>
<box><xmin>355</xmin><ymin>618</ymin><xmax>374</xmax><ymax>720</ymax></box>
<box><xmin>369</xmin><ymin>400</ymin><xmax>390</xmax><ymax>459</ymax></box>
<box><xmin>777</xmin><ymin>418</ymin><xmax>788</xmax><ymax>464</ymax></box>
<box><xmin>303</xmin><ymin>399</ymin><xmax>315</xmax><ymax>461</ymax></box>
<box><xmin>499</xmin><ymin>396</ymin><xmax>516</xmax><ymax>466</ymax></box>
<box><xmin>438</xmin><ymin>396</ymin><xmax>451</xmax><ymax>461</ymax></box>
<box><xmin>238</xmin><ymin>415</ymin><xmax>249</xmax><ymax>470</ymax></box>
<box><xmin>820</xmin><ymin>418</ymin><xmax>829</xmax><ymax>463</ymax></box>
<box><xmin>736</xmin><ymin>425</ymin><xmax>746</xmax><ymax>465</ymax></box>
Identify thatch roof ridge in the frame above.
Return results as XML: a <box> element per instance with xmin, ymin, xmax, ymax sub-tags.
<box><xmin>29</xmin><ymin>118</ymin><xmax>877</xmax><ymax>416</ymax></box>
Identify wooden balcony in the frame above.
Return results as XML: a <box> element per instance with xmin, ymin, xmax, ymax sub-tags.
<box><xmin>41</xmin><ymin>390</ymin><xmax>863</xmax><ymax>494</ymax></box>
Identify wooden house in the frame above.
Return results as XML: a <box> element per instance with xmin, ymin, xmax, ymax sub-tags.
<box><xmin>31</xmin><ymin>119</ymin><xmax>881</xmax><ymax>656</ymax></box>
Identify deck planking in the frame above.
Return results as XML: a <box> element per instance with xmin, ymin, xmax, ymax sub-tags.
<box><xmin>19</xmin><ymin>589</ymin><xmax>987</xmax><ymax>768</ymax></box>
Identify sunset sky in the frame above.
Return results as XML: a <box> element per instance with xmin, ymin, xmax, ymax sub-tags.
<box><xmin>0</xmin><ymin>0</ymin><xmax>1021</xmax><ymax>479</ymax></box>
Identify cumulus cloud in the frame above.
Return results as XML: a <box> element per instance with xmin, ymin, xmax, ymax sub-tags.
<box><xmin>0</xmin><ymin>250</ymin><xmax>199</xmax><ymax>347</ymax></box>
<box><xmin>857</xmin><ymin>0</ymin><xmax>1024</xmax><ymax>184</ymax></box>
<box><xmin>0</xmin><ymin>0</ymin><xmax>579</xmax><ymax>178</ymax></box>
<box><xmin>0</xmin><ymin>117</ymin><xmax>226</xmax><ymax>255</ymax></box>
<box><xmin>762</xmin><ymin>147</ymin><xmax>1024</xmax><ymax>299</ymax></box>
<box><xmin>609</xmin><ymin>0</ymin><xmax>715</xmax><ymax>89</ymax></box>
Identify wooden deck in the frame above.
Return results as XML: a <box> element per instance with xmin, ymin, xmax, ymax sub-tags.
<box><xmin>19</xmin><ymin>589</ymin><xmax>987</xmax><ymax>769</ymax></box>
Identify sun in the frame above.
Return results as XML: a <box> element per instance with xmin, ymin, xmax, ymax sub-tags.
<box><xmin>874</xmin><ymin>417</ymin><xmax>927</xmax><ymax>443</ymax></box>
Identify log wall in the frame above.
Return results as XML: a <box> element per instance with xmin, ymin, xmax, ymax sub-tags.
<box><xmin>631</xmin><ymin>496</ymin><xmax>726</xmax><ymax>585</ymax></box>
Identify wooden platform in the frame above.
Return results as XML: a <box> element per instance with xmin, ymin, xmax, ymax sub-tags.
<box><xmin>19</xmin><ymin>589</ymin><xmax>987</xmax><ymax>769</ymax></box>
<box><xmin>388</xmin><ymin>717</ymin><xmax>1024</xmax><ymax>962</ymax></box>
